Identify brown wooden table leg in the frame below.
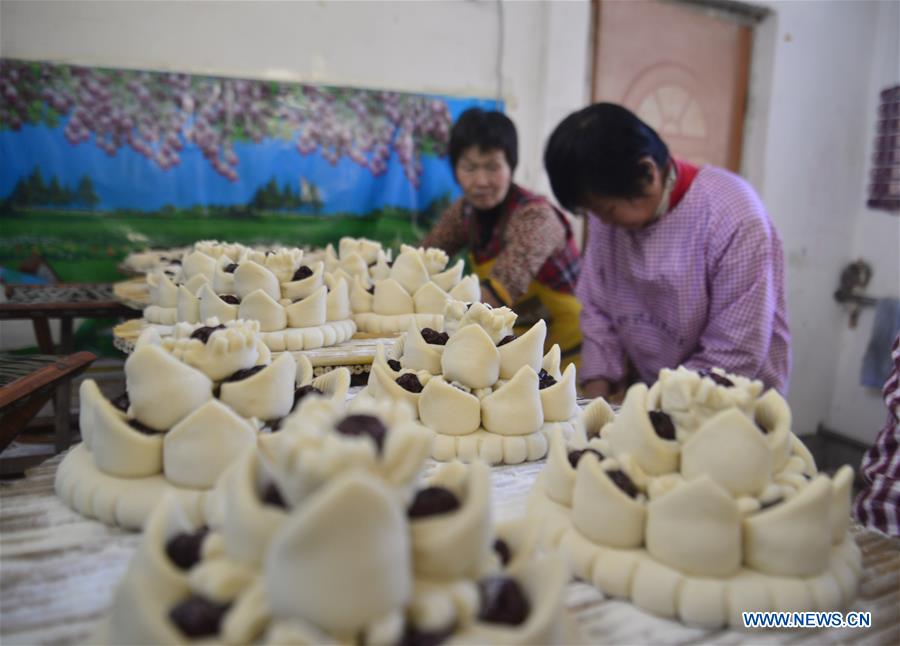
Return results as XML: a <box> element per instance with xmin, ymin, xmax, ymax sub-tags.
<box><xmin>54</xmin><ymin>318</ymin><xmax>75</xmax><ymax>449</ymax></box>
<box><xmin>59</xmin><ymin>317</ymin><xmax>74</xmax><ymax>354</ymax></box>
<box><xmin>32</xmin><ymin>317</ymin><xmax>54</xmax><ymax>354</ymax></box>
<box><xmin>54</xmin><ymin>379</ymin><xmax>72</xmax><ymax>452</ymax></box>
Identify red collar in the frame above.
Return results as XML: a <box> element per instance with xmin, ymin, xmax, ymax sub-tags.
<box><xmin>669</xmin><ymin>159</ymin><xmax>699</xmax><ymax>210</ymax></box>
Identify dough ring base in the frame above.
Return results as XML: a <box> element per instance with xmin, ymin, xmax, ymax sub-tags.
<box><xmin>353</xmin><ymin>389</ymin><xmax>580</xmax><ymax>465</ymax></box>
<box><xmin>527</xmin><ymin>474</ymin><xmax>863</xmax><ymax>629</ymax></box>
<box><xmin>143</xmin><ymin>305</ymin><xmax>177</xmax><ymax>325</ymax></box>
<box><xmin>55</xmin><ymin>444</ymin><xmax>207</xmax><ymax>530</ymax></box>
<box><xmin>353</xmin><ymin>312</ymin><xmax>443</xmax><ymax>334</ymax></box>
<box><xmin>430</xmin><ymin>421</ymin><xmax>581</xmax><ymax>465</ymax></box>
<box><xmin>131</xmin><ymin>320</ymin><xmax>357</xmax><ymax>354</ymax></box>
<box><xmin>257</xmin><ymin>319</ymin><xmax>356</xmax><ymax>352</ymax></box>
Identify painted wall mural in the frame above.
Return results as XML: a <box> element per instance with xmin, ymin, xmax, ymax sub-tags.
<box><xmin>0</xmin><ymin>59</ymin><xmax>500</xmax><ymax>281</ymax></box>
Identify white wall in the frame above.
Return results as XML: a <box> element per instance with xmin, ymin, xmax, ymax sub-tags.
<box><xmin>826</xmin><ymin>0</ymin><xmax>900</xmax><ymax>443</ymax></box>
<box><xmin>741</xmin><ymin>0</ymin><xmax>898</xmax><ymax>436</ymax></box>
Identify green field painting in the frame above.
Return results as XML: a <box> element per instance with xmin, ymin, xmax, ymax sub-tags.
<box><xmin>1</xmin><ymin>207</ymin><xmax>425</xmax><ymax>282</ymax></box>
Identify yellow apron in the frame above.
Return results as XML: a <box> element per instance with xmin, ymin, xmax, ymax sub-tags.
<box><xmin>471</xmin><ymin>255</ymin><xmax>582</xmax><ymax>372</ymax></box>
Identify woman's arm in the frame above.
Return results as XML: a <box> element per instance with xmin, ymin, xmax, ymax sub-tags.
<box><xmin>682</xmin><ymin>210</ymin><xmax>784</xmax><ymax>385</ymax></box>
<box><xmin>420</xmin><ymin>199</ymin><xmax>468</xmax><ymax>256</ymax></box>
<box><xmin>487</xmin><ymin>201</ymin><xmax>566</xmax><ymax>304</ymax></box>
<box><xmin>576</xmin><ymin>224</ymin><xmax>629</xmax><ymax>389</ymax></box>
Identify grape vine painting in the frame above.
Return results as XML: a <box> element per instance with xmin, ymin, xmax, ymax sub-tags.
<box><xmin>0</xmin><ymin>59</ymin><xmax>500</xmax><ymax>281</ymax></box>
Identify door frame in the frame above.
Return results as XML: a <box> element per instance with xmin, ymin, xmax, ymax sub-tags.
<box><xmin>589</xmin><ymin>0</ymin><xmax>767</xmax><ymax>173</ymax></box>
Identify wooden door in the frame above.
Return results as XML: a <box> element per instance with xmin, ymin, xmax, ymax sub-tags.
<box><xmin>592</xmin><ymin>0</ymin><xmax>752</xmax><ymax>171</ymax></box>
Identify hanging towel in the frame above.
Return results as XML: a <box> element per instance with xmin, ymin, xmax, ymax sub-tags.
<box><xmin>861</xmin><ymin>298</ymin><xmax>900</xmax><ymax>388</ymax></box>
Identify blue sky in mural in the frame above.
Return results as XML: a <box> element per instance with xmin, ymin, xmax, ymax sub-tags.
<box><xmin>0</xmin><ymin>96</ymin><xmax>501</xmax><ymax>214</ymax></box>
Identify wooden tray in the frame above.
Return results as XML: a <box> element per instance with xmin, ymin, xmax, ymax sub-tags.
<box><xmin>111</xmin><ymin>319</ymin><xmax>144</xmax><ymax>353</ymax></box>
<box><xmin>112</xmin><ymin>277</ymin><xmax>149</xmax><ymax>310</ymax></box>
<box><xmin>294</xmin><ymin>334</ymin><xmax>400</xmax><ymax>367</ymax></box>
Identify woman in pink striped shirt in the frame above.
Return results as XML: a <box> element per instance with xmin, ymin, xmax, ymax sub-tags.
<box><xmin>544</xmin><ymin>103</ymin><xmax>791</xmax><ymax>400</ymax></box>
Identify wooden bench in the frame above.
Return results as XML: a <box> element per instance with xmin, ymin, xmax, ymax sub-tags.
<box><xmin>0</xmin><ymin>352</ymin><xmax>97</xmax><ymax>475</ymax></box>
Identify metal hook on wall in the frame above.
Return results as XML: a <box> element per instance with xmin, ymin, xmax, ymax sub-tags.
<box><xmin>834</xmin><ymin>259</ymin><xmax>878</xmax><ymax>328</ymax></box>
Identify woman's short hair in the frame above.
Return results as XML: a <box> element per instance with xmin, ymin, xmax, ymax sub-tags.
<box><xmin>544</xmin><ymin>103</ymin><xmax>670</xmax><ymax>210</ymax></box>
<box><xmin>449</xmin><ymin>108</ymin><xmax>518</xmax><ymax>173</ymax></box>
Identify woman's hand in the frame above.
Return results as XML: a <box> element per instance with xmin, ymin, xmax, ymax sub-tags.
<box><xmin>481</xmin><ymin>290</ymin><xmax>502</xmax><ymax>308</ymax></box>
<box><xmin>581</xmin><ymin>378</ymin><xmax>626</xmax><ymax>404</ymax></box>
<box><xmin>581</xmin><ymin>379</ymin><xmax>612</xmax><ymax>400</ymax></box>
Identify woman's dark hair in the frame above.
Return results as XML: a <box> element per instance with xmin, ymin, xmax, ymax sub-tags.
<box><xmin>449</xmin><ymin>108</ymin><xmax>518</xmax><ymax>173</ymax></box>
<box><xmin>544</xmin><ymin>103</ymin><xmax>670</xmax><ymax>211</ymax></box>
